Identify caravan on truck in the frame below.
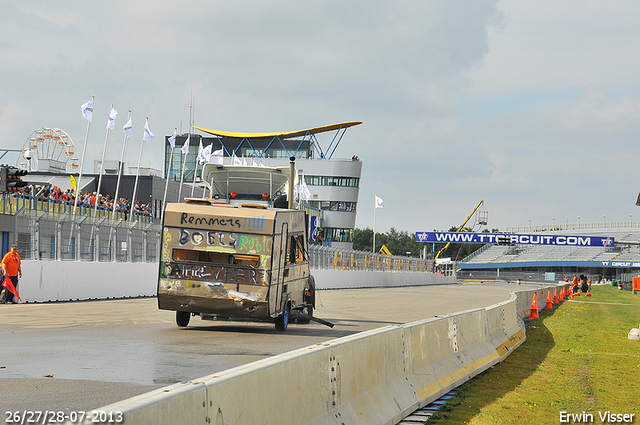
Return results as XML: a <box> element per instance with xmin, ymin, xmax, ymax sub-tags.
<box><xmin>158</xmin><ymin>201</ymin><xmax>318</xmax><ymax>331</ymax></box>
<box><xmin>157</xmin><ymin>159</ymin><xmax>328</xmax><ymax>331</ymax></box>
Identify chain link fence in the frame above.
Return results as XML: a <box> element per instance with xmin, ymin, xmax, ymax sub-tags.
<box><xmin>14</xmin><ymin>210</ymin><xmax>160</xmax><ymax>263</ymax></box>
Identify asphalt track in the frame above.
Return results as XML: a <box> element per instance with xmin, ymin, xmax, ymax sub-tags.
<box><xmin>0</xmin><ymin>282</ymin><xmax>532</xmax><ymax>413</ymax></box>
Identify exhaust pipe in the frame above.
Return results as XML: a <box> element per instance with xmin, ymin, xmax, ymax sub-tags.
<box><xmin>288</xmin><ymin>156</ymin><xmax>295</xmax><ymax>209</ymax></box>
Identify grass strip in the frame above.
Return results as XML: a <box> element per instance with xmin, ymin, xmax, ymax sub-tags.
<box><xmin>426</xmin><ymin>285</ymin><xmax>640</xmax><ymax>424</ymax></box>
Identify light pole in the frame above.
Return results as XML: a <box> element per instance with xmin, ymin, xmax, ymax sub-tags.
<box><xmin>603</xmin><ymin>215</ymin><xmax>606</xmax><ymax>228</ymax></box>
<box><xmin>529</xmin><ymin>219</ymin><xmax>531</xmax><ymax>232</ymax></box>
<box><xmin>578</xmin><ymin>216</ymin><xmax>580</xmax><ymax>229</ymax></box>
<box><xmin>553</xmin><ymin>217</ymin><xmax>555</xmax><ymax>230</ymax></box>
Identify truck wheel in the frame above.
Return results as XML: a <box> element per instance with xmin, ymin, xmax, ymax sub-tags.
<box><xmin>308</xmin><ymin>275</ymin><xmax>316</xmax><ymax>307</ymax></box>
<box><xmin>275</xmin><ymin>303</ymin><xmax>290</xmax><ymax>331</ymax></box>
<box><xmin>176</xmin><ymin>311</ymin><xmax>190</xmax><ymax>327</ymax></box>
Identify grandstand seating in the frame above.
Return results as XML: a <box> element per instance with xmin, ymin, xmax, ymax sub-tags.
<box><xmin>459</xmin><ymin>230</ymin><xmax>640</xmax><ymax>266</ymax></box>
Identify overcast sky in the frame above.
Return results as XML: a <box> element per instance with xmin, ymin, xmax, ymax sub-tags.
<box><xmin>2</xmin><ymin>1</ymin><xmax>640</xmax><ymax>234</ymax></box>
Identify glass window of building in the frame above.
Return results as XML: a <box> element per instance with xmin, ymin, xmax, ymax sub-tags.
<box><xmin>304</xmin><ymin>176</ymin><xmax>359</xmax><ymax>188</ymax></box>
<box><xmin>323</xmin><ymin>228</ymin><xmax>353</xmax><ymax>242</ymax></box>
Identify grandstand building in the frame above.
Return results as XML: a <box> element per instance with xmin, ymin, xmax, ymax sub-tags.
<box><xmin>165</xmin><ymin>122</ymin><xmax>362</xmax><ymax>250</ymax></box>
<box><xmin>456</xmin><ymin>228</ymin><xmax>640</xmax><ymax>282</ymax></box>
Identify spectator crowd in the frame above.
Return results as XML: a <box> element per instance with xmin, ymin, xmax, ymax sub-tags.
<box><xmin>15</xmin><ymin>185</ymin><xmax>152</xmax><ymax>216</ymax></box>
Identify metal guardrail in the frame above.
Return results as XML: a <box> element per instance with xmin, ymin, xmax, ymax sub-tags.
<box><xmin>1</xmin><ymin>193</ymin><xmax>160</xmax><ymax>263</ymax></box>
<box><xmin>308</xmin><ymin>244</ymin><xmax>432</xmax><ymax>273</ymax></box>
<box><xmin>1</xmin><ymin>194</ymin><xmax>153</xmax><ymax>226</ymax></box>
<box><xmin>505</xmin><ymin>221</ymin><xmax>640</xmax><ymax>233</ymax></box>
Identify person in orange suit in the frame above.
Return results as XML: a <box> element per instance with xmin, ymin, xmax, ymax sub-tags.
<box><xmin>1</xmin><ymin>244</ymin><xmax>22</xmax><ymax>304</ymax></box>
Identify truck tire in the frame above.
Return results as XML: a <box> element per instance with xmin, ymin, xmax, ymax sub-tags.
<box><xmin>307</xmin><ymin>274</ymin><xmax>316</xmax><ymax>307</ymax></box>
<box><xmin>176</xmin><ymin>311</ymin><xmax>190</xmax><ymax>327</ymax></box>
<box><xmin>275</xmin><ymin>302</ymin><xmax>290</xmax><ymax>331</ymax></box>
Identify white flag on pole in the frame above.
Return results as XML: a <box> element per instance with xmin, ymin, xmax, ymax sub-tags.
<box><xmin>169</xmin><ymin>130</ymin><xmax>178</xmax><ymax>149</ymax></box>
<box><xmin>123</xmin><ymin>117</ymin><xmax>133</xmax><ymax>137</ymax></box>
<box><xmin>168</xmin><ymin>129</ymin><xmax>177</xmax><ymax>148</ymax></box>
<box><xmin>232</xmin><ymin>152</ymin><xmax>241</xmax><ymax>165</ymax></box>
<box><xmin>197</xmin><ymin>140</ymin><xmax>203</xmax><ymax>163</ymax></box>
<box><xmin>181</xmin><ymin>135</ymin><xmax>190</xmax><ymax>154</ymax></box>
<box><xmin>210</xmin><ymin>148</ymin><xmax>223</xmax><ymax>165</ymax></box>
<box><xmin>375</xmin><ymin>195</ymin><xmax>384</xmax><ymax>209</ymax></box>
<box><xmin>106</xmin><ymin>107</ymin><xmax>118</xmax><ymax>130</ymax></box>
<box><xmin>81</xmin><ymin>98</ymin><xmax>94</xmax><ymax>122</ymax></box>
<box><xmin>202</xmin><ymin>144</ymin><xmax>212</xmax><ymax>163</ymax></box>
<box><xmin>143</xmin><ymin>120</ymin><xmax>155</xmax><ymax>142</ymax></box>
<box><xmin>197</xmin><ymin>140</ymin><xmax>211</xmax><ymax>164</ymax></box>
<box><xmin>301</xmin><ymin>180</ymin><xmax>312</xmax><ymax>201</ymax></box>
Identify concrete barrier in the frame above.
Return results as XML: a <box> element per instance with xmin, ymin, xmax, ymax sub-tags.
<box><xmin>17</xmin><ymin>261</ymin><xmax>157</xmax><ymax>303</ymax></box>
<box><xmin>312</xmin><ymin>268</ymin><xmax>456</xmax><ymax>289</ymax></box>
<box><xmin>485</xmin><ymin>295</ymin><xmax>525</xmax><ymax>360</ymax></box>
<box><xmin>403</xmin><ymin>308</ymin><xmax>501</xmax><ymax>410</ymax></box>
<box><xmin>82</xmin><ymin>283</ymin><xmax>562</xmax><ymax>425</ymax></box>
<box><xmin>80</xmin><ymin>328</ymin><xmax>413</xmax><ymax>425</ymax></box>
<box><xmin>16</xmin><ymin>260</ymin><xmax>453</xmax><ymax>303</ymax></box>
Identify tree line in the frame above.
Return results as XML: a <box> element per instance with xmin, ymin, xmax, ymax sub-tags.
<box><xmin>352</xmin><ymin>227</ymin><xmax>500</xmax><ymax>260</ymax></box>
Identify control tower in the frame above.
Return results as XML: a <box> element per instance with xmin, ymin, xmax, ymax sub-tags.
<box><xmin>164</xmin><ymin>122</ymin><xmax>362</xmax><ymax>249</ymax></box>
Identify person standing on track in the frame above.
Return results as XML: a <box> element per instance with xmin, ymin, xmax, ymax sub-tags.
<box><xmin>1</xmin><ymin>243</ymin><xmax>22</xmax><ymax>304</ymax></box>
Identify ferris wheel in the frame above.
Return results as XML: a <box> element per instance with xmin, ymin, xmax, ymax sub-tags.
<box><xmin>17</xmin><ymin>127</ymin><xmax>79</xmax><ymax>172</ymax></box>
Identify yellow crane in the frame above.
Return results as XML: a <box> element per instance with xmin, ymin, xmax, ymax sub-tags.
<box><xmin>434</xmin><ymin>200</ymin><xmax>486</xmax><ymax>261</ymax></box>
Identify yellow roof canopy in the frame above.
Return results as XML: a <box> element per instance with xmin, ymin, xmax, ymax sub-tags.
<box><xmin>193</xmin><ymin>121</ymin><xmax>362</xmax><ymax>139</ymax></box>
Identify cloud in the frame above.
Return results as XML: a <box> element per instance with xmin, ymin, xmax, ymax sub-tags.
<box><xmin>4</xmin><ymin>0</ymin><xmax>640</xmax><ymax>234</ymax></box>
<box><xmin>553</xmin><ymin>90</ymin><xmax>640</xmax><ymax>146</ymax></box>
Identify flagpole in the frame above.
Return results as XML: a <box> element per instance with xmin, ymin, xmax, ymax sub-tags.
<box><xmin>73</xmin><ymin>96</ymin><xmax>93</xmax><ymax>217</ymax></box>
<box><xmin>191</xmin><ymin>136</ymin><xmax>205</xmax><ymax>198</ymax></box>
<box><xmin>112</xmin><ymin>111</ymin><xmax>131</xmax><ymax>217</ymax></box>
<box><xmin>373</xmin><ymin>199</ymin><xmax>376</xmax><ymax>252</ymax></box>
<box><xmin>130</xmin><ymin>118</ymin><xmax>148</xmax><ymax>220</ymax></box>
<box><xmin>191</xmin><ymin>158</ymin><xmax>199</xmax><ymax>198</ymax></box>
<box><xmin>178</xmin><ymin>153</ymin><xmax>187</xmax><ymax>202</ymax></box>
<box><xmin>93</xmin><ymin>104</ymin><xmax>114</xmax><ymax>222</ymax></box>
<box><xmin>178</xmin><ymin>137</ymin><xmax>189</xmax><ymax>202</ymax></box>
<box><xmin>69</xmin><ymin>96</ymin><xmax>94</xmax><ymax>255</ymax></box>
<box><xmin>161</xmin><ymin>128</ymin><xmax>177</xmax><ymax>224</ymax></box>
<box><xmin>372</xmin><ymin>195</ymin><xmax>383</xmax><ymax>252</ymax></box>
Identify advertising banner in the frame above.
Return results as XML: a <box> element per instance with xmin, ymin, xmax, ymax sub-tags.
<box><xmin>415</xmin><ymin>231</ymin><xmax>615</xmax><ymax>247</ymax></box>
<box><xmin>309</xmin><ymin>215</ymin><xmax>319</xmax><ymax>243</ymax></box>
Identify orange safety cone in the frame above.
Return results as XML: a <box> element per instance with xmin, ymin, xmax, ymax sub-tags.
<box><xmin>559</xmin><ymin>287</ymin><xmax>565</xmax><ymax>301</ymax></box>
<box><xmin>546</xmin><ymin>290</ymin><xmax>553</xmax><ymax>309</ymax></box>
<box><xmin>553</xmin><ymin>288</ymin><xmax>559</xmax><ymax>304</ymax></box>
<box><xmin>586</xmin><ymin>291</ymin><xmax>592</xmax><ymax>297</ymax></box>
<box><xmin>528</xmin><ymin>292</ymin><xmax>539</xmax><ymax>319</ymax></box>
<box><xmin>568</xmin><ymin>289</ymin><xmax>574</xmax><ymax>299</ymax></box>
